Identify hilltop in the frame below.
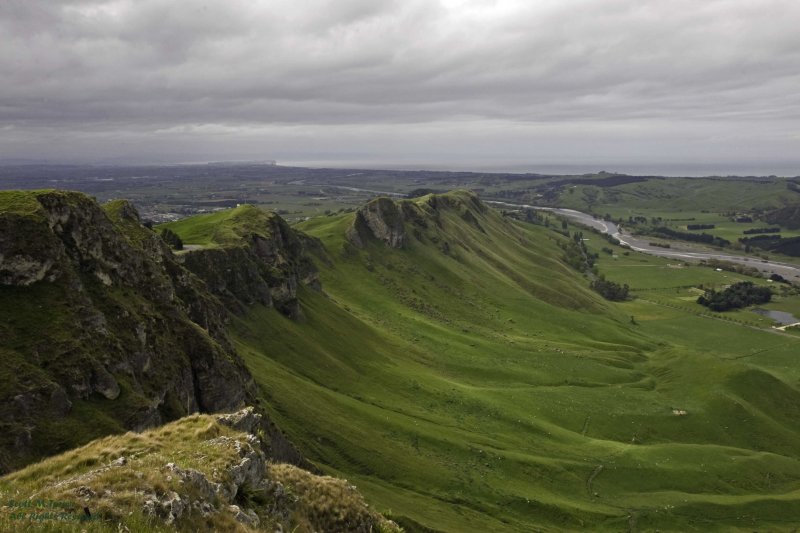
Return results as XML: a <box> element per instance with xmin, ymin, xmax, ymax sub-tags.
<box><xmin>160</xmin><ymin>205</ymin><xmax>323</xmax><ymax>318</ymax></box>
<box><xmin>0</xmin><ymin>407</ymin><xmax>399</xmax><ymax>532</ymax></box>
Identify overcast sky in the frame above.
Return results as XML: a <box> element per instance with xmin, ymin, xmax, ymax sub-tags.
<box><xmin>1</xmin><ymin>0</ymin><xmax>799</xmax><ymax>174</ymax></box>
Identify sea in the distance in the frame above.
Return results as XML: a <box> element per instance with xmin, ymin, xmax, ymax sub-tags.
<box><xmin>282</xmin><ymin>160</ymin><xmax>800</xmax><ymax>178</ymax></box>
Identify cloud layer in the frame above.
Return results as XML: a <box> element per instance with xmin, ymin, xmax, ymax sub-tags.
<box><xmin>1</xmin><ymin>0</ymin><xmax>799</xmax><ymax>170</ymax></box>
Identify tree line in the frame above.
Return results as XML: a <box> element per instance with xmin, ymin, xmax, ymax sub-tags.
<box><xmin>590</xmin><ymin>276</ymin><xmax>630</xmax><ymax>301</ymax></box>
<box><xmin>697</xmin><ymin>281</ymin><xmax>771</xmax><ymax>311</ymax></box>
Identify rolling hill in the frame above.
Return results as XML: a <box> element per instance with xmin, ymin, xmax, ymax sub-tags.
<box><xmin>167</xmin><ymin>190</ymin><xmax>800</xmax><ymax>531</ymax></box>
<box><xmin>3</xmin><ymin>189</ymin><xmax>800</xmax><ymax>531</ymax></box>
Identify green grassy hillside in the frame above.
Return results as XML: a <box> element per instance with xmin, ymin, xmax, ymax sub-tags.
<box><xmin>555</xmin><ymin>177</ymin><xmax>793</xmax><ymax>213</ymax></box>
<box><xmin>170</xmin><ymin>191</ymin><xmax>800</xmax><ymax>531</ymax></box>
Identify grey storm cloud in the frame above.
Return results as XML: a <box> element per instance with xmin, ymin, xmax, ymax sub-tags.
<box><xmin>1</xmin><ymin>0</ymin><xmax>799</xmax><ymax>169</ymax></box>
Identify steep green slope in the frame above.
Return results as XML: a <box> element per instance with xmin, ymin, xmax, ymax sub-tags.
<box><xmin>168</xmin><ymin>191</ymin><xmax>800</xmax><ymax>531</ymax></box>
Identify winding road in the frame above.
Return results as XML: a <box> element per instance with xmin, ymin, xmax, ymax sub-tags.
<box><xmin>486</xmin><ymin>200</ymin><xmax>800</xmax><ymax>281</ymax></box>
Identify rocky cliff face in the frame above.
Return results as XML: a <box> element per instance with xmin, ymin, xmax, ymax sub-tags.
<box><xmin>346</xmin><ymin>197</ymin><xmax>407</xmax><ymax>249</ymax></box>
<box><xmin>178</xmin><ymin>209</ymin><xmax>323</xmax><ymax>320</ymax></box>
<box><xmin>0</xmin><ymin>191</ymin><xmax>303</xmax><ymax>473</ymax></box>
<box><xmin>346</xmin><ymin>190</ymin><xmax>488</xmax><ymax>250</ymax></box>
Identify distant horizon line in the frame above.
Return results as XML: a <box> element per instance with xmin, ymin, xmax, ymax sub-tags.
<box><xmin>0</xmin><ymin>158</ymin><xmax>798</xmax><ymax>179</ymax></box>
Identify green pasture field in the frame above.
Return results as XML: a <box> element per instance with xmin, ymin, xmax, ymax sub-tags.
<box><xmin>579</xmin><ymin>223</ymin><xmax>800</xmax><ymax>325</ymax></box>
<box><xmin>546</xmin><ymin>177</ymin><xmax>800</xmax><ymax>263</ymax></box>
<box><xmin>596</xmin><ymin>206</ymin><xmax>800</xmax><ymax>246</ymax></box>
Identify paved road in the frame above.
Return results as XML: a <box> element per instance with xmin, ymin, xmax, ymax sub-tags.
<box><xmin>487</xmin><ymin>200</ymin><xmax>800</xmax><ymax>281</ymax></box>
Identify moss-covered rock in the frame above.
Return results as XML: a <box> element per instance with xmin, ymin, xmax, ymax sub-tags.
<box><xmin>347</xmin><ymin>197</ymin><xmax>407</xmax><ymax>249</ymax></box>
<box><xmin>346</xmin><ymin>190</ymin><xmax>488</xmax><ymax>250</ymax></box>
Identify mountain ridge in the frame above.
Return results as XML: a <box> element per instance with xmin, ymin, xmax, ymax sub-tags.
<box><xmin>4</xmin><ymin>188</ymin><xmax>800</xmax><ymax>531</ymax></box>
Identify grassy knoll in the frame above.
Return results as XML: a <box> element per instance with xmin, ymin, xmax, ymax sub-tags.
<box><xmin>0</xmin><ymin>190</ymin><xmax>52</xmax><ymax>217</ymax></box>
<box><xmin>157</xmin><ymin>204</ymin><xmax>285</xmax><ymax>246</ymax></box>
<box><xmin>0</xmin><ymin>411</ymin><xmax>398</xmax><ymax>533</ymax></box>
<box><xmin>171</xmin><ymin>192</ymin><xmax>800</xmax><ymax>531</ymax></box>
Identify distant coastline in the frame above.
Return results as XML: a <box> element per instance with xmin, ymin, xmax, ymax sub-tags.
<box><xmin>279</xmin><ymin>160</ymin><xmax>800</xmax><ymax>178</ymax></box>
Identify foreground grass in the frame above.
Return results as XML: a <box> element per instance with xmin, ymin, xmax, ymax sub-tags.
<box><xmin>0</xmin><ymin>413</ymin><xmax>399</xmax><ymax>533</ymax></box>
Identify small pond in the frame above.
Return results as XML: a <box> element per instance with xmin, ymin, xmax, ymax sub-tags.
<box><xmin>751</xmin><ymin>308</ymin><xmax>799</xmax><ymax>325</ymax></box>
